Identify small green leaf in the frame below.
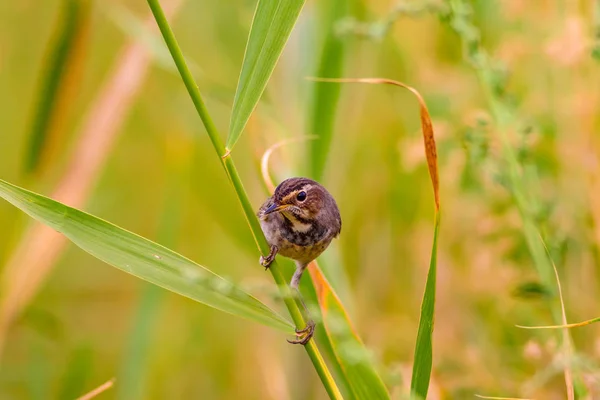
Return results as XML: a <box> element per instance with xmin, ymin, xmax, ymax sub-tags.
<box><xmin>227</xmin><ymin>0</ymin><xmax>306</xmax><ymax>150</ymax></box>
<box><xmin>0</xmin><ymin>179</ymin><xmax>293</xmax><ymax>333</ymax></box>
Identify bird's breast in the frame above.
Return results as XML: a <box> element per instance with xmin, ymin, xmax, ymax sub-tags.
<box><xmin>259</xmin><ymin>213</ymin><xmax>333</xmax><ymax>264</ymax></box>
<box><xmin>278</xmin><ymin>236</ymin><xmax>332</xmax><ymax>265</ymax></box>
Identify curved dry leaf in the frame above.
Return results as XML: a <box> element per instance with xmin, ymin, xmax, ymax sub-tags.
<box><xmin>260</xmin><ymin>136</ymin><xmax>317</xmax><ymax>194</ymax></box>
<box><xmin>306</xmin><ymin>76</ymin><xmax>441</xmax><ymax>399</ymax></box>
<box><xmin>307</xmin><ymin>77</ymin><xmax>440</xmax><ymax>211</ymax></box>
<box><xmin>516</xmin><ymin>317</ymin><xmax>600</xmax><ymax>330</ymax></box>
<box><xmin>76</xmin><ymin>378</ymin><xmax>115</xmax><ymax>400</ymax></box>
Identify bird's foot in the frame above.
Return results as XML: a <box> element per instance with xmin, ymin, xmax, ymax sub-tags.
<box><xmin>259</xmin><ymin>245</ymin><xmax>278</xmax><ymax>270</ymax></box>
<box><xmin>287</xmin><ymin>320</ymin><xmax>315</xmax><ymax>345</ymax></box>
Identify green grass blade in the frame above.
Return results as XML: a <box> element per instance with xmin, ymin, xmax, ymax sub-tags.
<box><xmin>117</xmin><ymin>284</ymin><xmax>163</xmax><ymax>400</ymax></box>
<box><xmin>28</xmin><ymin>339</ymin><xmax>50</xmax><ymax>400</ymax></box>
<box><xmin>306</xmin><ymin>78</ymin><xmax>441</xmax><ymax>398</ymax></box>
<box><xmin>58</xmin><ymin>344</ymin><xmax>93</xmax><ymax>399</ymax></box>
<box><xmin>0</xmin><ymin>179</ymin><xmax>293</xmax><ymax>333</ymax></box>
<box><xmin>146</xmin><ymin>1</ymin><xmax>342</xmax><ymax>396</ymax></box>
<box><xmin>307</xmin><ymin>0</ymin><xmax>347</xmax><ymax>180</ymax></box>
<box><xmin>410</xmin><ymin>212</ymin><xmax>440</xmax><ymax>399</ymax></box>
<box><xmin>227</xmin><ymin>0</ymin><xmax>306</xmax><ymax>150</ymax></box>
<box><xmin>310</xmin><ymin>265</ymin><xmax>390</xmax><ymax>399</ymax></box>
<box><xmin>117</xmin><ymin>144</ymin><xmax>184</xmax><ymax>400</ymax></box>
<box><xmin>106</xmin><ymin>3</ymin><xmax>201</xmax><ymax>76</ymax></box>
<box><xmin>25</xmin><ymin>0</ymin><xmax>88</xmax><ymax>173</ymax></box>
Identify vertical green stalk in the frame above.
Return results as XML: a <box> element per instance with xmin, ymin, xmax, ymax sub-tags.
<box><xmin>447</xmin><ymin>0</ymin><xmax>557</xmax><ymax>311</ymax></box>
<box><xmin>25</xmin><ymin>0</ymin><xmax>88</xmax><ymax>173</ymax></box>
<box><xmin>593</xmin><ymin>0</ymin><xmax>600</xmax><ymax>60</ymax></box>
<box><xmin>117</xmin><ymin>284</ymin><xmax>163</xmax><ymax>400</ymax></box>
<box><xmin>117</xmin><ymin>151</ymin><xmax>183</xmax><ymax>400</ymax></box>
<box><xmin>307</xmin><ymin>0</ymin><xmax>347</xmax><ymax>180</ymax></box>
<box><xmin>410</xmin><ymin>212</ymin><xmax>439</xmax><ymax>398</ymax></box>
<box><xmin>446</xmin><ymin>0</ymin><xmax>580</xmax><ymax>396</ymax></box>
<box><xmin>145</xmin><ymin>1</ymin><xmax>342</xmax><ymax>398</ymax></box>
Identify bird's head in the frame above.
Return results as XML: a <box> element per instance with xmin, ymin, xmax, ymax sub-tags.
<box><xmin>260</xmin><ymin>177</ymin><xmax>334</xmax><ymax>222</ymax></box>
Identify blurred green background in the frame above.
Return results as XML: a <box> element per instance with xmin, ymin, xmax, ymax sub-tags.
<box><xmin>1</xmin><ymin>0</ymin><xmax>599</xmax><ymax>398</ymax></box>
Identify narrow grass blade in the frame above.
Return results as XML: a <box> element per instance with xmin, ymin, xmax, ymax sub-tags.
<box><xmin>28</xmin><ymin>339</ymin><xmax>50</xmax><ymax>400</ymax></box>
<box><xmin>146</xmin><ymin>2</ymin><xmax>342</xmax><ymax>396</ymax></box>
<box><xmin>75</xmin><ymin>378</ymin><xmax>115</xmax><ymax>400</ymax></box>
<box><xmin>117</xmin><ymin>284</ymin><xmax>163</xmax><ymax>400</ymax></box>
<box><xmin>227</xmin><ymin>0</ymin><xmax>306</xmax><ymax>150</ymax></box>
<box><xmin>410</xmin><ymin>213</ymin><xmax>439</xmax><ymax>398</ymax></box>
<box><xmin>0</xmin><ymin>179</ymin><xmax>293</xmax><ymax>333</ymax></box>
<box><xmin>261</xmin><ymin>140</ymin><xmax>389</xmax><ymax>399</ymax></box>
<box><xmin>445</xmin><ymin>4</ymin><xmax>584</xmax><ymax>395</ymax></box>
<box><xmin>308</xmin><ymin>77</ymin><xmax>440</xmax><ymax>398</ymax></box>
<box><xmin>25</xmin><ymin>0</ymin><xmax>89</xmax><ymax>173</ymax></box>
<box><xmin>545</xmin><ymin>240</ymin><xmax>574</xmax><ymax>399</ymax></box>
<box><xmin>106</xmin><ymin>3</ymin><xmax>201</xmax><ymax>76</ymax></box>
<box><xmin>308</xmin><ymin>78</ymin><xmax>439</xmax><ymax>209</ymax></box>
<box><xmin>260</xmin><ymin>136</ymin><xmax>317</xmax><ymax>193</ymax></box>
<box><xmin>309</xmin><ymin>264</ymin><xmax>390</xmax><ymax>399</ymax></box>
<box><xmin>307</xmin><ymin>0</ymin><xmax>348</xmax><ymax>180</ymax></box>
<box><xmin>117</xmin><ymin>140</ymin><xmax>185</xmax><ymax>400</ymax></box>
<box><xmin>0</xmin><ymin>2</ymin><xmax>182</xmax><ymax>357</ymax></box>
<box><xmin>516</xmin><ymin>317</ymin><xmax>600</xmax><ymax>330</ymax></box>
<box><xmin>58</xmin><ymin>344</ymin><xmax>93</xmax><ymax>399</ymax></box>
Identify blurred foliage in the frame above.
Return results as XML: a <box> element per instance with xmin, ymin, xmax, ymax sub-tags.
<box><xmin>24</xmin><ymin>0</ymin><xmax>90</xmax><ymax>174</ymax></box>
<box><xmin>1</xmin><ymin>0</ymin><xmax>600</xmax><ymax>399</ymax></box>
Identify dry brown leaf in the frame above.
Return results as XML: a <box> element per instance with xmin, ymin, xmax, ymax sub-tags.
<box><xmin>307</xmin><ymin>77</ymin><xmax>440</xmax><ymax>211</ymax></box>
<box><xmin>76</xmin><ymin>378</ymin><xmax>115</xmax><ymax>400</ymax></box>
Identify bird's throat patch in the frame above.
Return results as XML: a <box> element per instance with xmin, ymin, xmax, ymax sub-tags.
<box><xmin>282</xmin><ymin>211</ymin><xmax>312</xmax><ymax>233</ymax></box>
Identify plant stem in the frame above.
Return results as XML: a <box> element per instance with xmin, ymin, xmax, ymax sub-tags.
<box><xmin>446</xmin><ymin>1</ymin><xmax>577</xmax><ymax>397</ymax></box>
<box><xmin>146</xmin><ymin>1</ymin><xmax>342</xmax><ymax>398</ymax></box>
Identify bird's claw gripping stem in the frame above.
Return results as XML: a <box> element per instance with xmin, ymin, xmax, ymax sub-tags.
<box><xmin>259</xmin><ymin>245</ymin><xmax>278</xmax><ymax>270</ymax></box>
<box><xmin>287</xmin><ymin>320</ymin><xmax>315</xmax><ymax>345</ymax></box>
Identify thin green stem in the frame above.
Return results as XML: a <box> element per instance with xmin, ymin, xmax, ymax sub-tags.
<box><xmin>447</xmin><ymin>0</ymin><xmax>558</xmax><ymax>316</ymax></box>
<box><xmin>146</xmin><ymin>1</ymin><xmax>342</xmax><ymax>398</ymax></box>
<box><xmin>446</xmin><ymin>1</ymin><xmax>577</xmax><ymax>397</ymax></box>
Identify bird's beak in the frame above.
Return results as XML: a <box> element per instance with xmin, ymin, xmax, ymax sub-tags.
<box><xmin>263</xmin><ymin>203</ymin><xmax>289</xmax><ymax>215</ymax></box>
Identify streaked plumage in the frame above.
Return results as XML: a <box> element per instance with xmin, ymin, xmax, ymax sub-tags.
<box><xmin>257</xmin><ymin>177</ymin><xmax>341</xmax><ymax>345</ymax></box>
<box><xmin>258</xmin><ymin>177</ymin><xmax>341</xmax><ymax>288</ymax></box>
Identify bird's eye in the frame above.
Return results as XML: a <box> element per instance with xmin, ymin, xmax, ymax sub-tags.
<box><xmin>296</xmin><ymin>191</ymin><xmax>307</xmax><ymax>202</ymax></box>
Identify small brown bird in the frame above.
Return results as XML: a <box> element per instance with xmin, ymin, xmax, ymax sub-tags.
<box><xmin>257</xmin><ymin>177</ymin><xmax>341</xmax><ymax>344</ymax></box>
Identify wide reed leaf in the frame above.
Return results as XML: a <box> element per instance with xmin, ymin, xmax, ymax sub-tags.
<box><xmin>227</xmin><ymin>0</ymin><xmax>305</xmax><ymax>150</ymax></box>
<box><xmin>0</xmin><ymin>179</ymin><xmax>293</xmax><ymax>333</ymax></box>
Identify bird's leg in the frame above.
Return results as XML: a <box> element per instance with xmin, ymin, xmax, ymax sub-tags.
<box><xmin>259</xmin><ymin>245</ymin><xmax>278</xmax><ymax>270</ymax></box>
<box><xmin>287</xmin><ymin>262</ymin><xmax>316</xmax><ymax>345</ymax></box>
